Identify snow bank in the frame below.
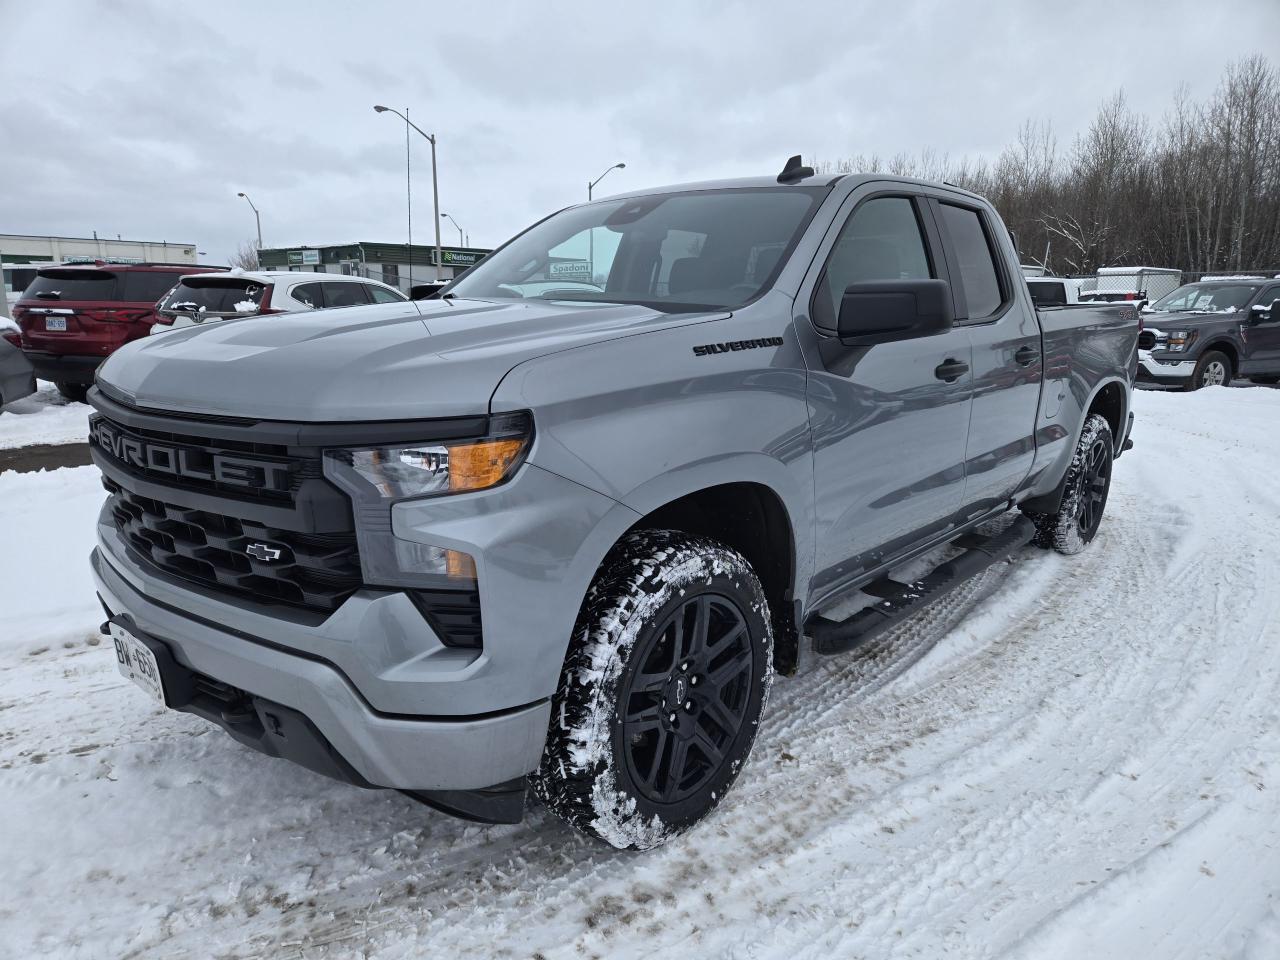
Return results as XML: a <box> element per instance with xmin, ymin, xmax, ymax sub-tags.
<box><xmin>0</xmin><ymin>381</ymin><xmax>92</xmax><ymax>447</ymax></box>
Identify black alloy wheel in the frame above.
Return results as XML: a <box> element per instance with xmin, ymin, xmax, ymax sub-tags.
<box><xmin>621</xmin><ymin>593</ymin><xmax>755</xmax><ymax>805</ymax></box>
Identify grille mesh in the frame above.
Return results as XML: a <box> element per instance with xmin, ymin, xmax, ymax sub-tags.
<box><xmin>107</xmin><ymin>480</ymin><xmax>361</xmax><ymax>611</ymax></box>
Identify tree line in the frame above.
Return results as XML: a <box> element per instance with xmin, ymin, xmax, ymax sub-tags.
<box><xmin>816</xmin><ymin>56</ymin><xmax>1280</xmax><ymax>278</ymax></box>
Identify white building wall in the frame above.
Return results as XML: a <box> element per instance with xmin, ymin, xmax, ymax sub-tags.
<box><xmin>0</xmin><ymin>235</ymin><xmax>200</xmax><ymax>265</ymax></box>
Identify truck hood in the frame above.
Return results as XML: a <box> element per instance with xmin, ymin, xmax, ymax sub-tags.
<box><xmin>1143</xmin><ymin>309</ymin><xmax>1241</xmax><ymax>329</ymax></box>
<box><xmin>97</xmin><ymin>298</ymin><xmax>726</xmax><ymax>421</ymax></box>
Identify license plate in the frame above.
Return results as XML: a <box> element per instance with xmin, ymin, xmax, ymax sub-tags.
<box><xmin>110</xmin><ymin>623</ymin><xmax>165</xmax><ymax>704</ymax></box>
<box><xmin>45</xmin><ymin>316</ymin><xmax>68</xmax><ymax>331</ymax></box>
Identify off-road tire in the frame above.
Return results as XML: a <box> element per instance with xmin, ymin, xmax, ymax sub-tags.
<box><xmin>531</xmin><ymin>529</ymin><xmax>773</xmax><ymax>850</ymax></box>
<box><xmin>56</xmin><ymin>382</ymin><xmax>89</xmax><ymax>403</ymax></box>
<box><xmin>1184</xmin><ymin>350</ymin><xmax>1232</xmax><ymax>391</ymax></box>
<box><xmin>1024</xmin><ymin>413</ymin><xmax>1114</xmax><ymax>555</ymax></box>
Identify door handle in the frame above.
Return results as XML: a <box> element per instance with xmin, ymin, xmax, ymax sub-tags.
<box><xmin>1015</xmin><ymin>345</ymin><xmax>1041</xmax><ymax>366</ymax></box>
<box><xmin>934</xmin><ymin>358</ymin><xmax>969</xmax><ymax>382</ymax></box>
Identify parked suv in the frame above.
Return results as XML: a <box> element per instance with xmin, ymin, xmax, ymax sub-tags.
<box><xmin>12</xmin><ymin>262</ymin><xmax>225</xmax><ymax>400</ymax></box>
<box><xmin>89</xmin><ymin>163</ymin><xmax>1138</xmax><ymax>849</ymax></box>
<box><xmin>1137</xmin><ymin>277</ymin><xmax>1280</xmax><ymax>389</ymax></box>
<box><xmin>151</xmin><ymin>271</ymin><xmax>407</xmax><ymax>333</ymax></box>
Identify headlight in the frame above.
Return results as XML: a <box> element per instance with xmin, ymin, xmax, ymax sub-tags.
<box><xmin>1165</xmin><ymin>330</ymin><xmax>1196</xmax><ymax>352</ymax></box>
<box><xmin>321</xmin><ymin>412</ymin><xmax>533</xmax><ymax>589</ymax></box>
<box><xmin>324</xmin><ymin>411</ymin><xmax>533</xmax><ymax>501</ymax></box>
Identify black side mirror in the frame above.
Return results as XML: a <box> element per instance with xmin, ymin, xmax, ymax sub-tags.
<box><xmin>1250</xmin><ymin>300</ymin><xmax>1277</xmax><ymax>322</ymax></box>
<box><xmin>837</xmin><ymin>279</ymin><xmax>954</xmax><ymax>346</ymax></box>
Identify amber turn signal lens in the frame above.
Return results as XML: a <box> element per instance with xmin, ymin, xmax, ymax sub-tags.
<box><xmin>448</xmin><ymin>438</ymin><xmax>526</xmax><ymax>492</ymax></box>
<box><xmin>445</xmin><ymin>549</ymin><xmax>478</xmax><ymax>580</ymax></box>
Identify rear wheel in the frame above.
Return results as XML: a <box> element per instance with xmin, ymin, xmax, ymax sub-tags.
<box><xmin>55</xmin><ymin>382</ymin><xmax>88</xmax><ymax>403</ymax></box>
<box><xmin>1249</xmin><ymin>375</ymin><xmax>1280</xmax><ymax>385</ymax></box>
<box><xmin>1024</xmin><ymin>413</ymin><xmax>1114</xmax><ymax>555</ymax></box>
<box><xmin>532</xmin><ymin>530</ymin><xmax>773</xmax><ymax>849</ymax></box>
<box><xmin>1184</xmin><ymin>350</ymin><xmax>1232</xmax><ymax>391</ymax></box>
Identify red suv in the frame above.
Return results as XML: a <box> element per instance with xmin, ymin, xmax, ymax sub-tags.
<box><xmin>12</xmin><ymin>262</ymin><xmax>226</xmax><ymax>400</ymax></box>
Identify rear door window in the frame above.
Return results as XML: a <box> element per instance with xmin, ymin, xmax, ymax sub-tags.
<box><xmin>24</xmin><ymin>270</ymin><xmax>118</xmax><ymax>301</ymax></box>
<box><xmin>119</xmin><ymin>271</ymin><xmax>190</xmax><ymax>303</ymax></box>
<box><xmin>291</xmin><ymin>283</ymin><xmax>324</xmax><ymax>308</ymax></box>
<box><xmin>938</xmin><ymin>203</ymin><xmax>1005</xmax><ymax>319</ymax></box>
<box><xmin>320</xmin><ymin>282</ymin><xmax>370</xmax><ymax>308</ymax></box>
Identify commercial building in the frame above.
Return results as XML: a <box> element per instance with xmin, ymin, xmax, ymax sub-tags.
<box><xmin>257</xmin><ymin>241</ymin><xmax>492</xmax><ymax>291</ymax></box>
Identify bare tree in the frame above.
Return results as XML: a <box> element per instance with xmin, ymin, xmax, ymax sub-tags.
<box><xmin>819</xmin><ymin>57</ymin><xmax>1280</xmax><ymax>277</ymax></box>
<box><xmin>229</xmin><ymin>241</ymin><xmax>260</xmax><ymax>271</ymax></box>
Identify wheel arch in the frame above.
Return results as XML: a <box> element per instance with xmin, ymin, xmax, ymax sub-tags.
<box><xmin>1021</xmin><ymin>377</ymin><xmax>1127</xmax><ymax>515</ymax></box>
<box><xmin>1199</xmin><ymin>340</ymin><xmax>1239</xmax><ymax>375</ymax></box>
<box><xmin>622</xmin><ymin>480</ymin><xmax>802</xmax><ymax>676</ymax></box>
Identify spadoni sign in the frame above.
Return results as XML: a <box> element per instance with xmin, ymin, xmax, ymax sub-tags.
<box><xmin>692</xmin><ymin>336</ymin><xmax>784</xmax><ymax>357</ymax></box>
<box><xmin>90</xmin><ymin>419</ymin><xmax>292</xmax><ymax>492</ymax></box>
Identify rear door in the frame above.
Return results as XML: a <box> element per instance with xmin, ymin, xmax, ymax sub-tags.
<box><xmin>933</xmin><ymin>200</ymin><xmax>1042</xmax><ymax>519</ymax></box>
<box><xmin>799</xmin><ymin>187</ymin><xmax>974</xmax><ymax>598</ymax></box>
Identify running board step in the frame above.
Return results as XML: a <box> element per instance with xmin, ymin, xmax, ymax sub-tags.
<box><xmin>806</xmin><ymin>514</ymin><xmax>1037</xmax><ymax>656</ymax></box>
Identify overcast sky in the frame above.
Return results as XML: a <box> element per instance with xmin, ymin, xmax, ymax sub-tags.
<box><xmin>2</xmin><ymin>0</ymin><xmax>1277</xmax><ymax>264</ymax></box>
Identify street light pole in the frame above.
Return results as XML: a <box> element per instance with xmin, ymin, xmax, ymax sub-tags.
<box><xmin>441</xmin><ymin>213</ymin><xmax>464</xmax><ymax>248</ymax></box>
<box><xmin>237</xmin><ymin>192</ymin><xmax>262</xmax><ymax>249</ymax></box>
<box><xmin>587</xmin><ymin>162</ymin><xmax>625</xmax><ymax>280</ymax></box>
<box><xmin>374</xmin><ymin>104</ymin><xmax>443</xmax><ymax>282</ymax></box>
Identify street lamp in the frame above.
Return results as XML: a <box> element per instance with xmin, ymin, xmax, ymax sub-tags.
<box><xmin>587</xmin><ymin>163</ymin><xmax>625</xmax><ymax>279</ymax></box>
<box><xmin>441</xmin><ymin>213</ymin><xmax>465</xmax><ymax>248</ymax></box>
<box><xmin>374</xmin><ymin>104</ymin><xmax>443</xmax><ymax>283</ymax></box>
<box><xmin>237</xmin><ymin>192</ymin><xmax>262</xmax><ymax>249</ymax></box>
<box><xmin>588</xmin><ymin>162</ymin><xmax>625</xmax><ymax>201</ymax></box>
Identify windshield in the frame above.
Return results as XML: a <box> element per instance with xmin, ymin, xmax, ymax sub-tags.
<box><xmin>1149</xmin><ymin>282</ymin><xmax>1260</xmax><ymax>314</ymax></box>
<box><xmin>446</xmin><ymin>187</ymin><xmax>827</xmax><ymax>311</ymax></box>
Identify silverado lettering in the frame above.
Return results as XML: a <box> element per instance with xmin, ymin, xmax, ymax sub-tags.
<box><xmin>693</xmin><ymin>337</ymin><xmax>784</xmax><ymax>356</ymax></box>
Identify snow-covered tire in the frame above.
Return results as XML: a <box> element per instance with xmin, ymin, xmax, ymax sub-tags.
<box><xmin>531</xmin><ymin>529</ymin><xmax>773</xmax><ymax>850</ymax></box>
<box><xmin>1184</xmin><ymin>350</ymin><xmax>1232</xmax><ymax>391</ymax></box>
<box><xmin>1024</xmin><ymin>413</ymin><xmax>1114</xmax><ymax>556</ymax></box>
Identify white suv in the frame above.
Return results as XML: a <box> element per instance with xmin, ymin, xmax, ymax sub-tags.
<box><xmin>150</xmin><ymin>270</ymin><xmax>407</xmax><ymax>333</ymax></box>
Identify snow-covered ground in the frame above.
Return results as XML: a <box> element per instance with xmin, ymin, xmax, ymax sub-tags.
<box><xmin>1</xmin><ymin>387</ymin><xmax>1278</xmax><ymax>959</ymax></box>
<box><xmin>0</xmin><ymin>381</ymin><xmax>92</xmax><ymax>449</ymax></box>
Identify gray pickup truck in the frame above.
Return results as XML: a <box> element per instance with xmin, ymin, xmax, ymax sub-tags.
<box><xmin>1136</xmin><ymin>277</ymin><xmax>1280</xmax><ymax>389</ymax></box>
<box><xmin>87</xmin><ymin>159</ymin><xmax>1138</xmax><ymax>849</ymax></box>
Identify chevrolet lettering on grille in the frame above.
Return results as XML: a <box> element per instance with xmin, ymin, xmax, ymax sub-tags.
<box><xmin>90</xmin><ymin>419</ymin><xmax>292</xmax><ymax>493</ymax></box>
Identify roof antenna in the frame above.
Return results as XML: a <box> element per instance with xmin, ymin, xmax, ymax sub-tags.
<box><xmin>777</xmin><ymin>154</ymin><xmax>815</xmax><ymax>184</ymax></box>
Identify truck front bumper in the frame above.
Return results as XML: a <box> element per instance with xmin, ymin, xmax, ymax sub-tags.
<box><xmin>91</xmin><ymin>544</ymin><xmax>552</xmax><ymax>811</ymax></box>
<box><xmin>1136</xmin><ymin>350</ymin><xmax>1195</xmax><ymax>386</ymax></box>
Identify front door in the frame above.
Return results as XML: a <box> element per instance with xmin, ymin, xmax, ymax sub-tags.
<box><xmin>799</xmin><ymin>190</ymin><xmax>973</xmax><ymax>601</ymax></box>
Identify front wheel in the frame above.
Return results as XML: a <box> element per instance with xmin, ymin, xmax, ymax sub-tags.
<box><xmin>1184</xmin><ymin>350</ymin><xmax>1232</xmax><ymax>391</ymax></box>
<box><xmin>532</xmin><ymin>530</ymin><xmax>773</xmax><ymax>849</ymax></box>
<box><xmin>1024</xmin><ymin>413</ymin><xmax>1114</xmax><ymax>555</ymax></box>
